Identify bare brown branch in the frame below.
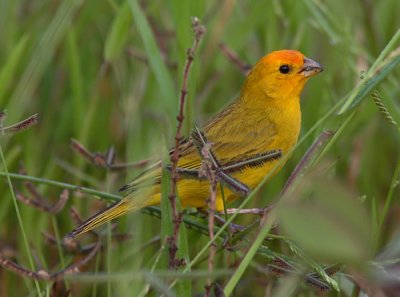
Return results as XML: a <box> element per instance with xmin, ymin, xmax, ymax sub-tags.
<box><xmin>280</xmin><ymin>130</ymin><xmax>334</xmax><ymax>196</ymax></box>
<box><xmin>219</xmin><ymin>43</ymin><xmax>252</xmax><ymax>75</ymax></box>
<box><xmin>167</xmin><ymin>17</ymin><xmax>205</xmax><ymax>269</ymax></box>
<box><xmin>0</xmin><ymin>240</ymin><xmax>101</xmax><ymax>281</ymax></box>
<box><xmin>16</xmin><ymin>164</ymin><xmax>70</xmax><ymax>214</ymax></box>
<box><xmin>70</xmin><ymin>138</ymin><xmax>150</xmax><ymax>170</ymax></box>
<box><xmin>42</xmin><ymin>231</ymin><xmax>86</xmax><ymax>253</ymax></box>
<box><xmin>127</xmin><ymin>48</ymin><xmax>178</xmax><ymax>68</ymax></box>
<box><xmin>201</xmin><ymin>142</ymin><xmax>218</xmax><ymax>297</ymax></box>
<box><xmin>15</xmin><ymin>190</ymin><xmax>69</xmax><ymax>215</ymax></box>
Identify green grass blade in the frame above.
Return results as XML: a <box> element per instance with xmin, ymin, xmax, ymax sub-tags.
<box><xmin>0</xmin><ymin>144</ymin><xmax>42</xmax><ymax>295</ymax></box>
<box><xmin>342</xmin><ymin>54</ymin><xmax>400</xmax><ymax>113</ymax></box>
<box><xmin>66</xmin><ymin>28</ymin><xmax>84</xmax><ymax>133</ymax></box>
<box><xmin>128</xmin><ymin>0</ymin><xmax>176</xmax><ymax>119</ymax></box>
<box><xmin>378</xmin><ymin>159</ymin><xmax>400</xmax><ymax>235</ymax></box>
<box><xmin>7</xmin><ymin>0</ymin><xmax>83</xmax><ymax>122</ymax></box>
<box><xmin>104</xmin><ymin>2</ymin><xmax>132</xmax><ymax>62</ymax></box>
<box><xmin>368</xmin><ymin>27</ymin><xmax>400</xmax><ymax>75</ymax></box>
<box><xmin>338</xmin><ymin>28</ymin><xmax>400</xmax><ymax>114</ymax></box>
<box><xmin>0</xmin><ymin>34</ymin><xmax>29</xmax><ymax>105</ymax></box>
<box><xmin>224</xmin><ymin>212</ymin><xmax>277</xmax><ymax>296</ymax></box>
<box><xmin>303</xmin><ymin>0</ymin><xmax>340</xmax><ymax>43</ymax></box>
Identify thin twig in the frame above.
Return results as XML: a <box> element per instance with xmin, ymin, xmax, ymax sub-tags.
<box><xmin>223</xmin><ymin>132</ymin><xmax>334</xmax><ymax>245</ymax></box>
<box><xmin>16</xmin><ymin>163</ymin><xmax>70</xmax><ymax>214</ymax></box>
<box><xmin>70</xmin><ymin>138</ymin><xmax>150</xmax><ymax>170</ymax></box>
<box><xmin>42</xmin><ymin>231</ymin><xmax>91</xmax><ymax>253</ymax></box>
<box><xmin>268</xmin><ymin>258</ymin><xmax>338</xmax><ymax>291</ymax></box>
<box><xmin>197</xmin><ymin>136</ymin><xmax>218</xmax><ymax>297</ymax></box>
<box><xmin>127</xmin><ymin>48</ymin><xmax>178</xmax><ymax>68</ymax></box>
<box><xmin>0</xmin><ymin>120</ymin><xmax>42</xmax><ymax>294</ymax></box>
<box><xmin>219</xmin><ymin>43</ymin><xmax>252</xmax><ymax>75</ymax></box>
<box><xmin>167</xmin><ymin>17</ymin><xmax>205</xmax><ymax>269</ymax></box>
<box><xmin>70</xmin><ymin>139</ymin><xmax>95</xmax><ymax>163</ymax></box>
<box><xmin>19</xmin><ymin>164</ymin><xmax>46</xmax><ymax>200</ymax></box>
<box><xmin>280</xmin><ymin>131</ymin><xmax>334</xmax><ymax>196</ymax></box>
<box><xmin>0</xmin><ymin>240</ymin><xmax>101</xmax><ymax>281</ymax></box>
<box><xmin>15</xmin><ymin>189</ymin><xmax>69</xmax><ymax>214</ymax></box>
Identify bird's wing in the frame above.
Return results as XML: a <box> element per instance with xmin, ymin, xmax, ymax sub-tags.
<box><xmin>120</xmin><ymin>103</ymin><xmax>278</xmax><ymax>194</ymax></box>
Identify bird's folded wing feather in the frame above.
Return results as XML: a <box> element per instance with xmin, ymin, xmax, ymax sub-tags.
<box><xmin>119</xmin><ymin>123</ymin><xmax>277</xmax><ymax>194</ymax></box>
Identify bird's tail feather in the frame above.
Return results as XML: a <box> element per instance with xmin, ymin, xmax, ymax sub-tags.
<box><xmin>65</xmin><ymin>200</ymin><xmax>133</xmax><ymax>239</ymax></box>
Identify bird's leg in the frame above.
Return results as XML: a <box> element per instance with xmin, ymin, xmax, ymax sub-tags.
<box><xmin>223</xmin><ymin>219</ymin><xmax>262</xmax><ymax>251</ymax></box>
<box><xmin>216</xmin><ymin>171</ymin><xmax>250</xmax><ymax>196</ymax></box>
<box><xmin>200</xmin><ymin>209</ymin><xmax>245</xmax><ymax>236</ymax></box>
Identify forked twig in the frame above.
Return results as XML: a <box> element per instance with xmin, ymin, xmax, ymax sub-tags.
<box><xmin>0</xmin><ymin>240</ymin><xmax>101</xmax><ymax>281</ymax></box>
<box><xmin>16</xmin><ymin>164</ymin><xmax>70</xmax><ymax>214</ymax></box>
<box><xmin>70</xmin><ymin>138</ymin><xmax>150</xmax><ymax>170</ymax></box>
<box><xmin>16</xmin><ymin>190</ymin><xmax>69</xmax><ymax>214</ymax></box>
<box><xmin>42</xmin><ymin>231</ymin><xmax>96</xmax><ymax>254</ymax></box>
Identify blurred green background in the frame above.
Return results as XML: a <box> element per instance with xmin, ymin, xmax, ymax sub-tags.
<box><xmin>0</xmin><ymin>0</ymin><xmax>399</xmax><ymax>296</ymax></box>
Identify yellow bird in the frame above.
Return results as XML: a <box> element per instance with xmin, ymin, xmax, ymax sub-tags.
<box><xmin>67</xmin><ymin>50</ymin><xmax>322</xmax><ymax>238</ymax></box>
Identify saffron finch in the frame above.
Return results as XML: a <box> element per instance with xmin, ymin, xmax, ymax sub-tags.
<box><xmin>67</xmin><ymin>49</ymin><xmax>322</xmax><ymax>238</ymax></box>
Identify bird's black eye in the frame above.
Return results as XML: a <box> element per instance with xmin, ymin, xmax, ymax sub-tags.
<box><xmin>279</xmin><ymin>64</ymin><xmax>291</xmax><ymax>74</ymax></box>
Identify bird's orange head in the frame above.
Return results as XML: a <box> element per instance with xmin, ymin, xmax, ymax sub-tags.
<box><xmin>241</xmin><ymin>50</ymin><xmax>323</xmax><ymax>101</ymax></box>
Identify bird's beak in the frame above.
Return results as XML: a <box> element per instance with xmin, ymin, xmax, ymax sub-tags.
<box><xmin>299</xmin><ymin>57</ymin><xmax>323</xmax><ymax>77</ymax></box>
